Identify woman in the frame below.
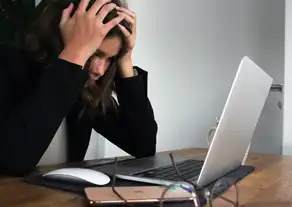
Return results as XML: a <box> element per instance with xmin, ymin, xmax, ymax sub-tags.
<box><xmin>0</xmin><ymin>0</ymin><xmax>157</xmax><ymax>176</ymax></box>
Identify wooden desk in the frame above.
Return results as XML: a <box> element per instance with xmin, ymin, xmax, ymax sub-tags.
<box><xmin>0</xmin><ymin>148</ymin><xmax>291</xmax><ymax>207</ymax></box>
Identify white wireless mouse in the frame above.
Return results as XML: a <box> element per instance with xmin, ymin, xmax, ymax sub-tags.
<box><xmin>43</xmin><ymin>168</ymin><xmax>111</xmax><ymax>186</ymax></box>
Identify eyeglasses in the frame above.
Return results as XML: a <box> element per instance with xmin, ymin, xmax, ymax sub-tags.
<box><xmin>111</xmin><ymin>157</ymin><xmax>134</xmax><ymax>206</ymax></box>
<box><xmin>110</xmin><ymin>155</ymin><xmax>239</xmax><ymax>207</ymax></box>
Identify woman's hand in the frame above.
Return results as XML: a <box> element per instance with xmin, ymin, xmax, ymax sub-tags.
<box><xmin>59</xmin><ymin>0</ymin><xmax>125</xmax><ymax>67</ymax></box>
<box><xmin>116</xmin><ymin>6</ymin><xmax>137</xmax><ymax>77</ymax></box>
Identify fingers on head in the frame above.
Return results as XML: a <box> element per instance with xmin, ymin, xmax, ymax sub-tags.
<box><xmin>60</xmin><ymin>3</ymin><xmax>74</xmax><ymax>26</ymax></box>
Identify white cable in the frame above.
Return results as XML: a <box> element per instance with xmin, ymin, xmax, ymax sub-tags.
<box><xmin>206</xmin><ymin>127</ymin><xmax>217</xmax><ymax>147</ymax></box>
<box><xmin>206</xmin><ymin>118</ymin><xmax>251</xmax><ymax>165</ymax></box>
<box><xmin>206</xmin><ymin>117</ymin><xmax>219</xmax><ymax>147</ymax></box>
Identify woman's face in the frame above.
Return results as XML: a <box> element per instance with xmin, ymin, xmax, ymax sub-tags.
<box><xmin>86</xmin><ymin>36</ymin><xmax>121</xmax><ymax>83</ymax></box>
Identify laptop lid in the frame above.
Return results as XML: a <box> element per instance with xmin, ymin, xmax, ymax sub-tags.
<box><xmin>196</xmin><ymin>56</ymin><xmax>273</xmax><ymax>188</ymax></box>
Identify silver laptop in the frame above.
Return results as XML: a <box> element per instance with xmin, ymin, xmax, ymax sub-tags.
<box><xmin>94</xmin><ymin>56</ymin><xmax>273</xmax><ymax>188</ymax></box>
<box><xmin>196</xmin><ymin>56</ymin><xmax>273</xmax><ymax>187</ymax></box>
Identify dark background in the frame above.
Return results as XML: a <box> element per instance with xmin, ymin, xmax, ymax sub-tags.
<box><xmin>0</xmin><ymin>0</ymin><xmax>48</xmax><ymax>46</ymax></box>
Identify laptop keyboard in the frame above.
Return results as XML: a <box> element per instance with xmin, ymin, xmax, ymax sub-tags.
<box><xmin>133</xmin><ymin>159</ymin><xmax>204</xmax><ymax>182</ymax></box>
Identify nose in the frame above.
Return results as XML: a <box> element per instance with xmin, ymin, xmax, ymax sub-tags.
<box><xmin>90</xmin><ymin>57</ymin><xmax>106</xmax><ymax>78</ymax></box>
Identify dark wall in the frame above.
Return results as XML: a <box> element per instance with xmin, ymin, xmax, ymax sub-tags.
<box><xmin>0</xmin><ymin>0</ymin><xmax>35</xmax><ymax>45</ymax></box>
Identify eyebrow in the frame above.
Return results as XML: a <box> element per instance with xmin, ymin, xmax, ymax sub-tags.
<box><xmin>95</xmin><ymin>49</ymin><xmax>118</xmax><ymax>60</ymax></box>
<box><xmin>94</xmin><ymin>49</ymin><xmax>106</xmax><ymax>57</ymax></box>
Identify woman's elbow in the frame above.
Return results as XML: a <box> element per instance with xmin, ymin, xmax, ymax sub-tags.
<box><xmin>0</xmin><ymin>154</ymin><xmax>37</xmax><ymax>177</ymax></box>
<box><xmin>0</xmin><ymin>163</ymin><xmax>35</xmax><ymax>177</ymax></box>
<box><xmin>135</xmin><ymin>123</ymin><xmax>158</xmax><ymax>158</ymax></box>
<box><xmin>134</xmin><ymin>145</ymin><xmax>156</xmax><ymax>158</ymax></box>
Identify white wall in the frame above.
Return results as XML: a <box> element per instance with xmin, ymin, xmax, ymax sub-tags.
<box><xmin>284</xmin><ymin>0</ymin><xmax>292</xmax><ymax>155</ymax></box>
<box><xmin>38</xmin><ymin>119</ymin><xmax>67</xmax><ymax>165</ymax></box>
<box><xmin>247</xmin><ymin>0</ymin><xmax>284</xmax><ymax>155</ymax></box>
<box><xmin>103</xmin><ymin>0</ymin><xmax>285</xmax><ymax>157</ymax></box>
<box><xmin>38</xmin><ymin>123</ymin><xmax>104</xmax><ymax>166</ymax></box>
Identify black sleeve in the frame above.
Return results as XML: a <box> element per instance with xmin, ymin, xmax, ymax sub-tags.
<box><xmin>0</xmin><ymin>58</ymin><xmax>88</xmax><ymax>176</ymax></box>
<box><xmin>92</xmin><ymin>67</ymin><xmax>158</xmax><ymax>158</ymax></box>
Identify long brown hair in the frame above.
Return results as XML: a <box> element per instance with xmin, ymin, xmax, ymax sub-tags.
<box><xmin>21</xmin><ymin>0</ymin><xmax>131</xmax><ymax>115</ymax></box>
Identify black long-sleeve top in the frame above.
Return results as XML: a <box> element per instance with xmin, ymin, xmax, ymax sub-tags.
<box><xmin>0</xmin><ymin>44</ymin><xmax>158</xmax><ymax>176</ymax></box>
